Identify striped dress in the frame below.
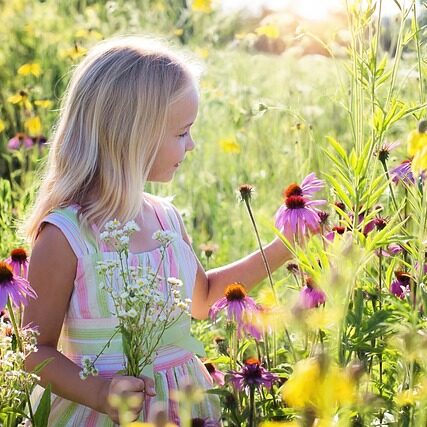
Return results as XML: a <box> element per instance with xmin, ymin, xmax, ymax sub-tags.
<box><xmin>29</xmin><ymin>195</ymin><xmax>221</xmax><ymax>426</ymax></box>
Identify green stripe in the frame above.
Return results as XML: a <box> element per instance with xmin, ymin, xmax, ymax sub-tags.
<box><xmin>54</xmin><ymin>402</ymin><xmax>78</xmax><ymax>427</ymax></box>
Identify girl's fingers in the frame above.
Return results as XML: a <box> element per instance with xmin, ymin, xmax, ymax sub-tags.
<box><xmin>140</xmin><ymin>376</ymin><xmax>156</xmax><ymax>396</ymax></box>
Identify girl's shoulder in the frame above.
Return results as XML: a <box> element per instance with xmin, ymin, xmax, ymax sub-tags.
<box><xmin>39</xmin><ymin>204</ymin><xmax>95</xmax><ymax>258</ymax></box>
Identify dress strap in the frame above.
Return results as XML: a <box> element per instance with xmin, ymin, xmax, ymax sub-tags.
<box><xmin>40</xmin><ymin>207</ymin><xmax>98</xmax><ymax>257</ymax></box>
<box><xmin>146</xmin><ymin>196</ymin><xmax>181</xmax><ymax>234</ymax></box>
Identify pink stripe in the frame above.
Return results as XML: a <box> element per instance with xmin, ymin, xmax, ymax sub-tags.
<box><xmin>154</xmin><ymin>352</ymin><xmax>193</xmax><ymax>371</ymax></box>
<box><xmin>84</xmin><ymin>409</ymin><xmax>100</xmax><ymax>427</ymax></box>
<box><xmin>75</xmin><ymin>260</ymin><xmax>91</xmax><ymax>318</ymax></box>
<box><xmin>166</xmin><ymin>369</ymin><xmax>180</xmax><ymax>423</ymax></box>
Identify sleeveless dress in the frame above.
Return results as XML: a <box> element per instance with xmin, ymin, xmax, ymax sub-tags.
<box><xmin>29</xmin><ymin>196</ymin><xmax>221</xmax><ymax>426</ymax></box>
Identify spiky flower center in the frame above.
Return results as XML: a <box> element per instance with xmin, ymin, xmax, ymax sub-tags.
<box><xmin>306</xmin><ymin>277</ymin><xmax>315</xmax><ymax>289</ymax></box>
<box><xmin>225</xmin><ymin>283</ymin><xmax>247</xmax><ymax>301</ymax></box>
<box><xmin>285</xmin><ymin>195</ymin><xmax>306</xmax><ymax>209</ymax></box>
<box><xmin>0</xmin><ymin>262</ymin><xmax>13</xmax><ymax>284</ymax></box>
<box><xmin>374</xmin><ymin>217</ymin><xmax>387</xmax><ymax>231</ymax></box>
<box><xmin>11</xmin><ymin>248</ymin><xmax>28</xmax><ymax>263</ymax></box>
<box><xmin>239</xmin><ymin>184</ymin><xmax>254</xmax><ymax>202</ymax></box>
<box><xmin>418</xmin><ymin>119</ymin><xmax>427</xmax><ymax>133</ymax></box>
<box><xmin>245</xmin><ymin>358</ymin><xmax>261</xmax><ymax>366</ymax></box>
<box><xmin>395</xmin><ymin>271</ymin><xmax>410</xmax><ymax>284</ymax></box>
<box><xmin>191</xmin><ymin>418</ymin><xmax>206</xmax><ymax>427</ymax></box>
<box><xmin>284</xmin><ymin>183</ymin><xmax>303</xmax><ymax>198</ymax></box>
<box><xmin>333</xmin><ymin>226</ymin><xmax>346</xmax><ymax>234</ymax></box>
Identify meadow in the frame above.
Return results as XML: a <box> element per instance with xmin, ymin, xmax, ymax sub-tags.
<box><xmin>1</xmin><ymin>0</ymin><xmax>427</xmax><ymax>426</ymax></box>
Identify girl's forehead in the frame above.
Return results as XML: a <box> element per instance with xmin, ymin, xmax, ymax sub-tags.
<box><xmin>168</xmin><ymin>86</ymin><xmax>199</xmax><ymax>127</ymax></box>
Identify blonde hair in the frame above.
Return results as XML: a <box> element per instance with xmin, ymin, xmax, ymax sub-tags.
<box><xmin>24</xmin><ymin>35</ymin><xmax>200</xmax><ymax>243</ymax></box>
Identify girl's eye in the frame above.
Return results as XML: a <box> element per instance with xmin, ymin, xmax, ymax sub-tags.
<box><xmin>178</xmin><ymin>131</ymin><xmax>188</xmax><ymax>138</ymax></box>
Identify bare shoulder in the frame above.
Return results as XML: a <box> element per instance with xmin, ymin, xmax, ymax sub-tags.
<box><xmin>23</xmin><ymin>223</ymin><xmax>77</xmax><ymax>347</ymax></box>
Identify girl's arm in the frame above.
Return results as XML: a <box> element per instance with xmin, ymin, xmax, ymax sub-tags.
<box><xmin>23</xmin><ymin>224</ymin><xmax>108</xmax><ymax>411</ymax></box>
<box><xmin>23</xmin><ymin>224</ymin><xmax>151</xmax><ymax>422</ymax></box>
<box><xmin>173</xmin><ymin>208</ymin><xmax>293</xmax><ymax>320</ymax></box>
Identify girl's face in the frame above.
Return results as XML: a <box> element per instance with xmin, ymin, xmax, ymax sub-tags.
<box><xmin>147</xmin><ymin>85</ymin><xmax>199</xmax><ymax>182</ymax></box>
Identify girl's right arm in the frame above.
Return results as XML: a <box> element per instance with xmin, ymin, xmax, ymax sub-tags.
<box><xmin>22</xmin><ymin>224</ymin><xmax>153</xmax><ymax>422</ymax></box>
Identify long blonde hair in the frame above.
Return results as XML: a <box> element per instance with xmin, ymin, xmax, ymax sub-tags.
<box><xmin>24</xmin><ymin>35</ymin><xmax>199</xmax><ymax>243</ymax></box>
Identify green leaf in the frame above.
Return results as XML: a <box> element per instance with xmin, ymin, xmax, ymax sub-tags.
<box><xmin>326</xmin><ymin>136</ymin><xmax>348</xmax><ymax>163</ymax></box>
<box><xmin>33</xmin><ymin>384</ymin><xmax>51</xmax><ymax>427</ymax></box>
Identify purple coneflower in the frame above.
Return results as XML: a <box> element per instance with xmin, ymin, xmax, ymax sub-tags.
<box><xmin>204</xmin><ymin>362</ymin><xmax>225</xmax><ymax>386</ymax></box>
<box><xmin>0</xmin><ymin>261</ymin><xmax>37</xmax><ymax>310</ymax></box>
<box><xmin>299</xmin><ymin>172</ymin><xmax>324</xmax><ymax>198</ymax></box>
<box><xmin>325</xmin><ymin>225</ymin><xmax>346</xmax><ymax>241</ymax></box>
<box><xmin>390</xmin><ymin>271</ymin><xmax>411</xmax><ymax>299</ymax></box>
<box><xmin>297</xmin><ymin>278</ymin><xmax>326</xmax><ymax>309</ymax></box>
<box><xmin>275</xmin><ymin>192</ymin><xmax>324</xmax><ymax>237</ymax></box>
<box><xmin>363</xmin><ymin>216</ymin><xmax>388</xmax><ymax>236</ymax></box>
<box><xmin>7</xmin><ymin>133</ymin><xmax>33</xmax><ymax>150</ymax></box>
<box><xmin>390</xmin><ymin>160</ymin><xmax>415</xmax><ymax>185</ymax></box>
<box><xmin>209</xmin><ymin>283</ymin><xmax>260</xmax><ymax>338</ymax></box>
<box><xmin>6</xmin><ymin>248</ymin><xmax>29</xmax><ymax>279</ymax></box>
<box><xmin>228</xmin><ymin>358</ymin><xmax>278</xmax><ymax>391</ymax></box>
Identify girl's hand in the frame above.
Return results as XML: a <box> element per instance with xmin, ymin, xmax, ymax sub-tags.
<box><xmin>98</xmin><ymin>374</ymin><xmax>156</xmax><ymax>423</ymax></box>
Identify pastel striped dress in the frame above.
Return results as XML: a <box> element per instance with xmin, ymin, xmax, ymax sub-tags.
<box><xmin>30</xmin><ymin>196</ymin><xmax>221</xmax><ymax>426</ymax></box>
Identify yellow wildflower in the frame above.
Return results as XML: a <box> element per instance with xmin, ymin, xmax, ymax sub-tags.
<box><xmin>412</xmin><ymin>145</ymin><xmax>427</xmax><ymax>174</ymax></box>
<box><xmin>195</xmin><ymin>47</ymin><xmax>209</xmax><ymax>59</ymax></box>
<box><xmin>173</xmin><ymin>28</ymin><xmax>184</xmax><ymax>36</ymax></box>
<box><xmin>259</xmin><ymin>422</ymin><xmax>300</xmax><ymax>427</ymax></box>
<box><xmin>60</xmin><ymin>44</ymin><xmax>88</xmax><ymax>60</ymax></box>
<box><xmin>255</xmin><ymin>24</ymin><xmax>280</xmax><ymax>39</ymax></box>
<box><xmin>0</xmin><ymin>119</ymin><xmax>5</xmax><ymax>133</ymax></box>
<box><xmin>219</xmin><ymin>138</ymin><xmax>240</xmax><ymax>153</ymax></box>
<box><xmin>18</xmin><ymin>63</ymin><xmax>41</xmax><ymax>77</ymax></box>
<box><xmin>24</xmin><ymin>116</ymin><xmax>42</xmax><ymax>136</ymax></box>
<box><xmin>191</xmin><ymin>0</ymin><xmax>212</xmax><ymax>13</ymax></box>
<box><xmin>407</xmin><ymin>120</ymin><xmax>427</xmax><ymax>157</ymax></box>
<box><xmin>34</xmin><ymin>100</ymin><xmax>53</xmax><ymax>109</ymax></box>
<box><xmin>8</xmin><ymin>92</ymin><xmax>32</xmax><ymax>111</ymax></box>
<box><xmin>282</xmin><ymin>358</ymin><xmax>357</xmax><ymax>418</ymax></box>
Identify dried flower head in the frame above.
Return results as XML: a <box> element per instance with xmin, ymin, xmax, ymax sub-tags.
<box><xmin>238</xmin><ymin>184</ymin><xmax>255</xmax><ymax>202</ymax></box>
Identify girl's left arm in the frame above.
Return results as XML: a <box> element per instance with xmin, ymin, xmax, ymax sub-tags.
<box><xmin>173</xmin><ymin>207</ymin><xmax>293</xmax><ymax>320</ymax></box>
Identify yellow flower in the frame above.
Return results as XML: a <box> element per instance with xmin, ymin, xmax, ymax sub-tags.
<box><xmin>0</xmin><ymin>119</ymin><xmax>5</xmax><ymax>133</ymax></box>
<box><xmin>259</xmin><ymin>422</ymin><xmax>299</xmax><ymax>427</ymax></box>
<box><xmin>34</xmin><ymin>100</ymin><xmax>53</xmax><ymax>109</ymax></box>
<box><xmin>195</xmin><ymin>47</ymin><xmax>209</xmax><ymax>59</ymax></box>
<box><xmin>395</xmin><ymin>389</ymin><xmax>419</xmax><ymax>407</ymax></box>
<box><xmin>255</xmin><ymin>24</ymin><xmax>280</xmax><ymax>39</ymax></box>
<box><xmin>60</xmin><ymin>44</ymin><xmax>88</xmax><ymax>60</ymax></box>
<box><xmin>412</xmin><ymin>145</ymin><xmax>427</xmax><ymax>174</ymax></box>
<box><xmin>25</xmin><ymin>116</ymin><xmax>42</xmax><ymax>136</ymax></box>
<box><xmin>8</xmin><ymin>92</ymin><xmax>32</xmax><ymax>110</ymax></box>
<box><xmin>407</xmin><ymin>120</ymin><xmax>427</xmax><ymax>156</ymax></box>
<box><xmin>191</xmin><ymin>0</ymin><xmax>212</xmax><ymax>13</ymax></box>
<box><xmin>282</xmin><ymin>358</ymin><xmax>321</xmax><ymax>408</ymax></box>
<box><xmin>282</xmin><ymin>358</ymin><xmax>356</xmax><ymax>418</ymax></box>
<box><xmin>18</xmin><ymin>63</ymin><xmax>41</xmax><ymax>77</ymax></box>
<box><xmin>174</xmin><ymin>28</ymin><xmax>184</xmax><ymax>36</ymax></box>
<box><xmin>219</xmin><ymin>138</ymin><xmax>240</xmax><ymax>153</ymax></box>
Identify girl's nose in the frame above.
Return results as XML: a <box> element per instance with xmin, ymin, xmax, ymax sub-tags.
<box><xmin>186</xmin><ymin>136</ymin><xmax>195</xmax><ymax>152</ymax></box>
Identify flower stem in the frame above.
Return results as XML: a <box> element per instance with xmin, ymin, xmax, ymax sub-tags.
<box><xmin>242</xmin><ymin>199</ymin><xmax>276</xmax><ymax>299</ymax></box>
<box><xmin>6</xmin><ymin>299</ymin><xmax>36</xmax><ymax>425</ymax></box>
<box><xmin>248</xmin><ymin>385</ymin><xmax>256</xmax><ymax>427</ymax></box>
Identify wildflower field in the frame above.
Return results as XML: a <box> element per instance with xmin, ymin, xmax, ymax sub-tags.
<box><xmin>2</xmin><ymin>0</ymin><xmax>427</xmax><ymax>426</ymax></box>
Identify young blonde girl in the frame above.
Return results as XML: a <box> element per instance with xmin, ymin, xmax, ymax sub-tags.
<box><xmin>23</xmin><ymin>35</ymin><xmax>292</xmax><ymax>426</ymax></box>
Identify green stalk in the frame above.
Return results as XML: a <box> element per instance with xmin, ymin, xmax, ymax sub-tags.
<box><xmin>248</xmin><ymin>385</ymin><xmax>256</xmax><ymax>427</ymax></box>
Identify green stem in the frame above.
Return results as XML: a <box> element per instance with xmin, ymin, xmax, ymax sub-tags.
<box><xmin>243</xmin><ymin>199</ymin><xmax>276</xmax><ymax>298</ymax></box>
<box><xmin>249</xmin><ymin>386</ymin><xmax>256</xmax><ymax>427</ymax></box>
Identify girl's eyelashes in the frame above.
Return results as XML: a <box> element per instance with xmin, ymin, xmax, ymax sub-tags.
<box><xmin>178</xmin><ymin>131</ymin><xmax>189</xmax><ymax>138</ymax></box>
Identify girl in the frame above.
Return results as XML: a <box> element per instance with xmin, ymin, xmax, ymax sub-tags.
<box><xmin>23</xmin><ymin>35</ymin><xmax>292</xmax><ymax>426</ymax></box>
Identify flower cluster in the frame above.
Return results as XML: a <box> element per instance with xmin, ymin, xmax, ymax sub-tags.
<box><xmin>79</xmin><ymin>355</ymin><xmax>99</xmax><ymax>379</ymax></box>
<box><xmin>82</xmin><ymin>220</ymin><xmax>190</xmax><ymax>378</ymax></box>
<box><xmin>99</xmin><ymin>219</ymin><xmax>140</xmax><ymax>251</ymax></box>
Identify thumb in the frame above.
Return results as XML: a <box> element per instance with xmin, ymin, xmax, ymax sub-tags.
<box><xmin>140</xmin><ymin>376</ymin><xmax>156</xmax><ymax>396</ymax></box>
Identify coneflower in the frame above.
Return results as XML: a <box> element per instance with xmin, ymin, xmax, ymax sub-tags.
<box><xmin>6</xmin><ymin>247</ymin><xmax>29</xmax><ymax>279</ymax></box>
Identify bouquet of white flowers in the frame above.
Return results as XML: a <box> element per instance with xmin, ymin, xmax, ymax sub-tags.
<box><xmin>80</xmin><ymin>220</ymin><xmax>191</xmax><ymax>379</ymax></box>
